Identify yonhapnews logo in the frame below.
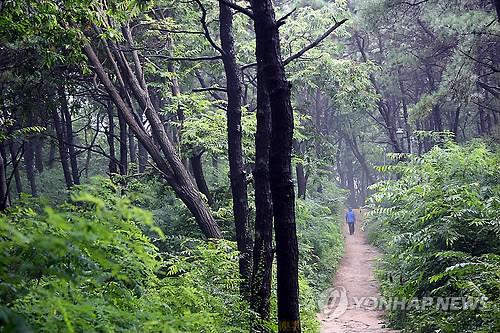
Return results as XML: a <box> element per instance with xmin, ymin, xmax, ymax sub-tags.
<box><xmin>318</xmin><ymin>286</ymin><xmax>487</xmax><ymax>315</ymax></box>
<box><xmin>318</xmin><ymin>286</ymin><xmax>348</xmax><ymax>317</ymax></box>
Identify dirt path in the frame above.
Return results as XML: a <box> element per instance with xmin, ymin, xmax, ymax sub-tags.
<box><xmin>319</xmin><ymin>215</ymin><xmax>396</xmax><ymax>333</ymax></box>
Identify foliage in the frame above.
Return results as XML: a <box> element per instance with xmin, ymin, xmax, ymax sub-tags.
<box><xmin>0</xmin><ymin>181</ymin><xmax>252</xmax><ymax>332</ymax></box>
<box><xmin>0</xmin><ymin>176</ymin><xmax>348</xmax><ymax>332</ymax></box>
<box><xmin>366</xmin><ymin>142</ymin><xmax>500</xmax><ymax>332</ymax></box>
<box><xmin>297</xmin><ymin>198</ymin><xmax>344</xmax><ymax>296</ymax></box>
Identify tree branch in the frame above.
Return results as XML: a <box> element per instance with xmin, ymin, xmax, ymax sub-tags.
<box><xmin>283</xmin><ymin>18</ymin><xmax>348</xmax><ymax>66</ymax></box>
<box><xmin>218</xmin><ymin>0</ymin><xmax>254</xmax><ymax>19</ymax></box>
<box><xmin>277</xmin><ymin>8</ymin><xmax>297</xmax><ymax>27</ymax></box>
<box><xmin>192</xmin><ymin>86</ymin><xmax>228</xmax><ymax>93</ymax></box>
<box><xmin>194</xmin><ymin>0</ymin><xmax>224</xmax><ymax>55</ymax></box>
<box><xmin>241</xmin><ymin>18</ymin><xmax>348</xmax><ymax>70</ymax></box>
<box><xmin>146</xmin><ymin>54</ymin><xmax>222</xmax><ymax>61</ymax></box>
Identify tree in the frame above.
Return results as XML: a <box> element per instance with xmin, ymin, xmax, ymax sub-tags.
<box><xmin>250</xmin><ymin>0</ymin><xmax>301</xmax><ymax>331</ymax></box>
<box><xmin>219</xmin><ymin>0</ymin><xmax>253</xmax><ymax>298</ymax></box>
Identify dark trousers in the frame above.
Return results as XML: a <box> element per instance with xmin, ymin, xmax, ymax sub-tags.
<box><xmin>348</xmin><ymin>223</ymin><xmax>355</xmax><ymax>235</ymax></box>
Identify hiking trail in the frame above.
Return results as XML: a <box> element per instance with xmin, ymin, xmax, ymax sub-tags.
<box><xmin>319</xmin><ymin>211</ymin><xmax>397</xmax><ymax>332</ymax></box>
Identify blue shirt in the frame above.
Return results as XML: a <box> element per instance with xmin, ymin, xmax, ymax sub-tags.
<box><xmin>346</xmin><ymin>211</ymin><xmax>356</xmax><ymax>223</ymax></box>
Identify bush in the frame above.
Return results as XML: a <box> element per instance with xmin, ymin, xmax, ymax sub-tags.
<box><xmin>0</xmin><ymin>181</ymin><xmax>250</xmax><ymax>332</ymax></box>
<box><xmin>366</xmin><ymin>142</ymin><xmax>500</xmax><ymax>333</ymax></box>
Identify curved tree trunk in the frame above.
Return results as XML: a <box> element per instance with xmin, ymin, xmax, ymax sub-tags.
<box><xmin>82</xmin><ymin>42</ymin><xmax>222</xmax><ymax>239</ymax></box>
<box><xmin>190</xmin><ymin>152</ymin><xmax>214</xmax><ymax>207</ymax></box>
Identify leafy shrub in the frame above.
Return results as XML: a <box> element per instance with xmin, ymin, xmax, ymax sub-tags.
<box><xmin>366</xmin><ymin>142</ymin><xmax>500</xmax><ymax>333</ymax></box>
<box><xmin>0</xmin><ymin>181</ymin><xmax>250</xmax><ymax>332</ymax></box>
<box><xmin>296</xmin><ymin>198</ymin><xmax>344</xmax><ymax>295</ymax></box>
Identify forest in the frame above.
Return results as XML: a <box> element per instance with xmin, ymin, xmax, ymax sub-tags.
<box><xmin>0</xmin><ymin>0</ymin><xmax>499</xmax><ymax>332</ymax></box>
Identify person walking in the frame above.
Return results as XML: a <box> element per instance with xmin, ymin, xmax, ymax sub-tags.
<box><xmin>345</xmin><ymin>208</ymin><xmax>356</xmax><ymax>235</ymax></box>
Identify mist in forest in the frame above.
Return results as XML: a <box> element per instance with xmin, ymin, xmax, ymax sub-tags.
<box><xmin>0</xmin><ymin>0</ymin><xmax>499</xmax><ymax>332</ymax></box>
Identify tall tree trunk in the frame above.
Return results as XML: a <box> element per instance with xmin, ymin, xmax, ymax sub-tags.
<box><xmin>138</xmin><ymin>142</ymin><xmax>147</xmax><ymax>173</ymax></box>
<box><xmin>219</xmin><ymin>0</ymin><xmax>253</xmax><ymax>299</ymax></box>
<box><xmin>294</xmin><ymin>141</ymin><xmax>307</xmax><ymax>199</ymax></box>
<box><xmin>33</xmin><ymin>137</ymin><xmax>44</xmax><ymax>173</ymax></box>
<box><xmin>0</xmin><ymin>144</ymin><xmax>10</xmax><ymax>210</ymax></box>
<box><xmin>47</xmin><ymin>136</ymin><xmax>56</xmax><ymax>169</ymax></box>
<box><xmin>251</xmin><ymin>62</ymin><xmax>274</xmax><ymax>329</ymax></box>
<box><xmin>52</xmin><ymin>107</ymin><xmax>73</xmax><ymax>189</ymax></box>
<box><xmin>346</xmin><ymin>157</ymin><xmax>356</xmax><ymax>207</ymax></box>
<box><xmin>137</xmin><ymin>108</ymin><xmax>148</xmax><ymax>173</ymax></box>
<box><xmin>9</xmin><ymin>141</ymin><xmax>23</xmax><ymax>196</ymax></box>
<box><xmin>344</xmin><ymin>134</ymin><xmax>375</xmax><ymax>185</ymax></box>
<box><xmin>190</xmin><ymin>152</ymin><xmax>214</xmax><ymax>207</ymax></box>
<box><xmin>58</xmin><ymin>86</ymin><xmax>80</xmax><ymax>184</ymax></box>
<box><xmin>117</xmin><ymin>110</ymin><xmax>128</xmax><ymax>175</ymax></box>
<box><xmin>250</xmin><ymin>0</ymin><xmax>301</xmax><ymax>331</ymax></box>
<box><xmin>398</xmin><ymin>75</ymin><xmax>412</xmax><ymax>152</ymax></box>
<box><xmin>106</xmin><ymin>101</ymin><xmax>118</xmax><ymax>174</ymax></box>
<box><xmin>452</xmin><ymin>107</ymin><xmax>460</xmax><ymax>139</ymax></box>
<box><xmin>296</xmin><ymin>163</ymin><xmax>307</xmax><ymax>199</ymax></box>
<box><xmin>354</xmin><ymin>33</ymin><xmax>402</xmax><ymax>153</ymax></box>
<box><xmin>24</xmin><ymin>140</ymin><xmax>37</xmax><ymax>196</ymax></box>
<box><xmin>83</xmin><ymin>42</ymin><xmax>222</xmax><ymax>239</ymax></box>
<box><xmin>129</xmin><ymin>127</ymin><xmax>137</xmax><ymax>168</ymax></box>
<box><xmin>425</xmin><ymin>65</ymin><xmax>443</xmax><ymax>132</ymax></box>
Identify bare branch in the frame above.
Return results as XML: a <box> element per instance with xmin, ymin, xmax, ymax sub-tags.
<box><xmin>193</xmin><ymin>0</ymin><xmax>224</xmax><ymax>55</ymax></box>
<box><xmin>402</xmin><ymin>0</ymin><xmax>429</xmax><ymax>6</ymax></box>
<box><xmin>277</xmin><ymin>7</ymin><xmax>297</xmax><ymax>26</ymax></box>
<box><xmin>146</xmin><ymin>54</ymin><xmax>222</xmax><ymax>61</ymax></box>
<box><xmin>283</xmin><ymin>18</ymin><xmax>348</xmax><ymax>66</ymax></box>
<box><xmin>459</xmin><ymin>49</ymin><xmax>499</xmax><ymax>73</ymax></box>
<box><xmin>150</xmin><ymin>28</ymin><xmax>205</xmax><ymax>35</ymax></box>
<box><xmin>218</xmin><ymin>0</ymin><xmax>254</xmax><ymax>19</ymax></box>
<box><xmin>193</xmin><ymin>86</ymin><xmax>228</xmax><ymax>93</ymax></box>
<box><xmin>241</xmin><ymin>18</ymin><xmax>348</xmax><ymax>70</ymax></box>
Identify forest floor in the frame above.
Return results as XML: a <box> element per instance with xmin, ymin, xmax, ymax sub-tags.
<box><xmin>319</xmin><ymin>213</ymin><xmax>397</xmax><ymax>333</ymax></box>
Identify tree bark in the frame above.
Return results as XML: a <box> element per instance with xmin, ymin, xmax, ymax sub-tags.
<box><xmin>219</xmin><ymin>0</ymin><xmax>253</xmax><ymax>299</ymax></box>
<box><xmin>83</xmin><ymin>42</ymin><xmax>222</xmax><ymax>239</ymax></box>
<box><xmin>8</xmin><ymin>141</ymin><xmax>23</xmax><ymax>196</ymax></box>
<box><xmin>52</xmin><ymin>105</ymin><xmax>73</xmax><ymax>189</ymax></box>
<box><xmin>117</xmin><ymin>109</ymin><xmax>128</xmax><ymax>175</ymax></box>
<box><xmin>33</xmin><ymin>137</ymin><xmax>44</xmax><ymax>174</ymax></box>
<box><xmin>425</xmin><ymin>65</ymin><xmax>443</xmax><ymax>132</ymax></box>
<box><xmin>294</xmin><ymin>141</ymin><xmax>307</xmax><ymax>199</ymax></box>
<box><xmin>138</xmin><ymin>141</ymin><xmax>148</xmax><ymax>173</ymax></box>
<box><xmin>250</xmin><ymin>0</ymin><xmax>301</xmax><ymax>330</ymax></box>
<box><xmin>0</xmin><ymin>144</ymin><xmax>10</xmax><ymax>210</ymax></box>
<box><xmin>47</xmin><ymin>136</ymin><xmax>56</xmax><ymax>169</ymax></box>
<box><xmin>24</xmin><ymin>140</ymin><xmax>37</xmax><ymax>196</ymax></box>
<box><xmin>296</xmin><ymin>163</ymin><xmax>307</xmax><ymax>199</ymax></box>
<box><xmin>58</xmin><ymin>86</ymin><xmax>80</xmax><ymax>184</ymax></box>
<box><xmin>251</xmin><ymin>58</ymin><xmax>274</xmax><ymax>329</ymax></box>
<box><xmin>105</xmin><ymin>101</ymin><xmax>118</xmax><ymax>174</ymax></box>
<box><xmin>345</xmin><ymin>157</ymin><xmax>357</xmax><ymax>207</ymax></box>
<box><xmin>190</xmin><ymin>152</ymin><xmax>214</xmax><ymax>207</ymax></box>
<box><xmin>129</xmin><ymin>127</ymin><xmax>137</xmax><ymax>168</ymax></box>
